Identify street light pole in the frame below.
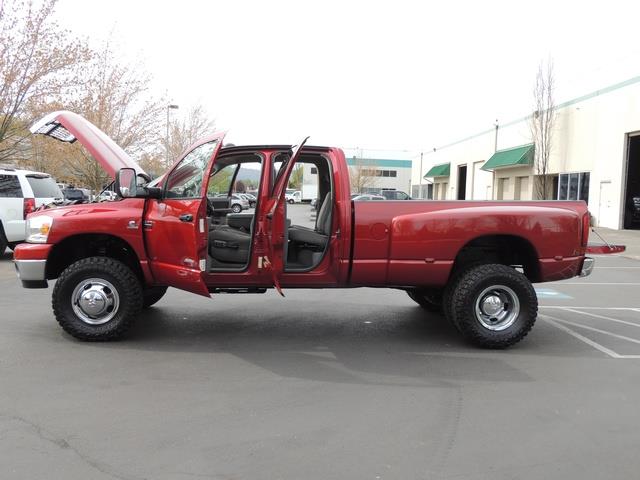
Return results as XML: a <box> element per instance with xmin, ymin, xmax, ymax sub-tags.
<box><xmin>166</xmin><ymin>104</ymin><xmax>179</xmax><ymax>166</ymax></box>
<box><xmin>419</xmin><ymin>151</ymin><xmax>423</xmax><ymax>198</ymax></box>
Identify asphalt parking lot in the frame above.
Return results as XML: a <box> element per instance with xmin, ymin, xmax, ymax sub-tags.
<box><xmin>1</xmin><ymin>244</ymin><xmax>640</xmax><ymax>479</ymax></box>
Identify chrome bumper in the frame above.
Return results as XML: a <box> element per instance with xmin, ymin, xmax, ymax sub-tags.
<box><xmin>580</xmin><ymin>257</ymin><xmax>595</xmax><ymax>277</ymax></box>
<box><xmin>14</xmin><ymin>259</ymin><xmax>48</xmax><ymax>288</ymax></box>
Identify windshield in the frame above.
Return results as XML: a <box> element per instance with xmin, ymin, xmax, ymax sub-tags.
<box><xmin>26</xmin><ymin>175</ymin><xmax>62</xmax><ymax>198</ymax></box>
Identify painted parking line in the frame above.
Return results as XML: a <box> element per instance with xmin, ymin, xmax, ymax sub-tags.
<box><xmin>540</xmin><ymin>306</ymin><xmax>640</xmax><ymax>310</ymax></box>
<box><xmin>548</xmin><ymin>282</ymin><xmax>640</xmax><ymax>286</ymax></box>
<box><xmin>541</xmin><ymin>314</ymin><xmax>623</xmax><ymax>359</ymax></box>
<box><xmin>541</xmin><ymin>312</ymin><xmax>640</xmax><ymax>359</ymax></box>
<box><xmin>594</xmin><ymin>266</ymin><xmax>640</xmax><ymax>270</ymax></box>
<box><xmin>561</xmin><ymin>308</ymin><xmax>640</xmax><ymax>329</ymax></box>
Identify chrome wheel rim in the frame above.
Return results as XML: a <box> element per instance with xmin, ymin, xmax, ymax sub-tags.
<box><xmin>71</xmin><ymin>278</ymin><xmax>120</xmax><ymax>325</ymax></box>
<box><xmin>474</xmin><ymin>285</ymin><xmax>520</xmax><ymax>331</ymax></box>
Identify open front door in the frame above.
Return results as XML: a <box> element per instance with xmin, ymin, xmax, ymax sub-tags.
<box><xmin>144</xmin><ymin>133</ymin><xmax>226</xmax><ymax>297</ymax></box>
<box><xmin>261</xmin><ymin>138</ymin><xmax>309</xmax><ymax>293</ymax></box>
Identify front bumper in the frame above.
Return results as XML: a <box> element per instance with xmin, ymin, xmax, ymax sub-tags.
<box><xmin>13</xmin><ymin>243</ymin><xmax>52</xmax><ymax>288</ymax></box>
<box><xmin>580</xmin><ymin>257</ymin><xmax>595</xmax><ymax>277</ymax></box>
<box><xmin>14</xmin><ymin>259</ymin><xmax>48</xmax><ymax>288</ymax></box>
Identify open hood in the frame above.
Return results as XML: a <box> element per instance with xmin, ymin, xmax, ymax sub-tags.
<box><xmin>30</xmin><ymin>111</ymin><xmax>146</xmax><ymax>179</ymax></box>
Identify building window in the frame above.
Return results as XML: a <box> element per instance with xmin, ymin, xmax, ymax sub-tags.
<box><xmin>371</xmin><ymin>169</ymin><xmax>398</xmax><ymax>177</ymax></box>
<box><xmin>557</xmin><ymin>172</ymin><xmax>590</xmax><ymax>203</ymax></box>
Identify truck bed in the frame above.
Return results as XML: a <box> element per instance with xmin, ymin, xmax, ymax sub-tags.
<box><xmin>349</xmin><ymin>200</ymin><xmax>589</xmax><ymax>287</ymax></box>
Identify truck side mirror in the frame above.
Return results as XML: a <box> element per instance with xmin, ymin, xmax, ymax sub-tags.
<box><xmin>115</xmin><ymin>168</ymin><xmax>137</xmax><ymax>198</ymax></box>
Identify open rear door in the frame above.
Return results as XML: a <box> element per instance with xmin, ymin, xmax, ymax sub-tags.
<box><xmin>261</xmin><ymin>138</ymin><xmax>309</xmax><ymax>294</ymax></box>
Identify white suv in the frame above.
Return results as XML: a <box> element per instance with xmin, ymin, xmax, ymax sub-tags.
<box><xmin>0</xmin><ymin>167</ymin><xmax>62</xmax><ymax>252</ymax></box>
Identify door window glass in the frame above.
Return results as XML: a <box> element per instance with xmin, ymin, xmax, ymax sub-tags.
<box><xmin>208</xmin><ymin>164</ymin><xmax>236</xmax><ymax>196</ymax></box>
<box><xmin>166</xmin><ymin>140</ymin><xmax>218</xmax><ymax>198</ymax></box>
<box><xmin>0</xmin><ymin>174</ymin><xmax>22</xmax><ymax>197</ymax></box>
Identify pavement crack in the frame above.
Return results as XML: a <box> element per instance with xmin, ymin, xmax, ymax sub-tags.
<box><xmin>1</xmin><ymin>413</ymin><xmax>146</xmax><ymax>480</ymax></box>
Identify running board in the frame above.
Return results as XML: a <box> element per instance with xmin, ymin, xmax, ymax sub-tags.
<box><xmin>209</xmin><ymin>287</ymin><xmax>268</xmax><ymax>294</ymax></box>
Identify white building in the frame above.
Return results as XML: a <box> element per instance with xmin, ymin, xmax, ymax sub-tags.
<box><xmin>412</xmin><ymin>75</ymin><xmax>640</xmax><ymax>229</ymax></box>
<box><xmin>301</xmin><ymin>148</ymin><xmax>413</xmax><ymax>199</ymax></box>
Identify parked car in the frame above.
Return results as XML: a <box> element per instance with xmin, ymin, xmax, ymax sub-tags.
<box><xmin>352</xmin><ymin>194</ymin><xmax>385</xmax><ymax>201</ymax></box>
<box><xmin>0</xmin><ymin>166</ymin><xmax>62</xmax><ymax>252</ymax></box>
<box><xmin>15</xmin><ymin>110</ymin><xmax>620</xmax><ymax>349</ymax></box>
<box><xmin>230</xmin><ymin>193</ymin><xmax>249</xmax><ymax>213</ymax></box>
<box><xmin>239</xmin><ymin>192</ymin><xmax>256</xmax><ymax>208</ymax></box>
<box><xmin>285</xmin><ymin>190</ymin><xmax>302</xmax><ymax>203</ymax></box>
<box><xmin>62</xmin><ymin>187</ymin><xmax>90</xmax><ymax>203</ymax></box>
<box><xmin>98</xmin><ymin>190</ymin><xmax>118</xmax><ymax>202</ymax></box>
<box><xmin>380</xmin><ymin>190</ymin><xmax>412</xmax><ymax>200</ymax></box>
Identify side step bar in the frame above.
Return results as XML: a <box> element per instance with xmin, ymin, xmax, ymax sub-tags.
<box><xmin>209</xmin><ymin>287</ymin><xmax>268</xmax><ymax>294</ymax></box>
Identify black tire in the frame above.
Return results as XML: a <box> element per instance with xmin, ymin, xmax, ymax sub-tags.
<box><xmin>406</xmin><ymin>288</ymin><xmax>443</xmax><ymax>313</ymax></box>
<box><xmin>52</xmin><ymin>256</ymin><xmax>143</xmax><ymax>341</ymax></box>
<box><xmin>143</xmin><ymin>286</ymin><xmax>168</xmax><ymax>308</ymax></box>
<box><xmin>450</xmin><ymin>264</ymin><xmax>537</xmax><ymax>349</ymax></box>
<box><xmin>231</xmin><ymin>203</ymin><xmax>242</xmax><ymax>213</ymax></box>
<box><xmin>288</xmin><ymin>199</ymin><xmax>294</xmax><ymax>204</ymax></box>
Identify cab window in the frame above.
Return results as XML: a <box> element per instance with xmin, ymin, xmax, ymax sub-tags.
<box><xmin>165</xmin><ymin>140</ymin><xmax>218</xmax><ymax>198</ymax></box>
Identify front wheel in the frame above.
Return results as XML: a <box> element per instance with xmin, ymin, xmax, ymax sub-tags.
<box><xmin>52</xmin><ymin>257</ymin><xmax>143</xmax><ymax>341</ymax></box>
<box><xmin>450</xmin><ymin>264</ymin><xmax>537</xmax><ymax>349</ymax></box>
<box><xmin>231</xmin><ymin>203</ymin><xmax>242</xmax><ymax>213</ymax></box>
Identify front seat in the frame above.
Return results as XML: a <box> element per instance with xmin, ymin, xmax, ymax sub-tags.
<box><xmin>210</xmin><ymin>214</ymin><xmax>252</xmax><ymax>264</ymax></box>
<box><xmin>288</xmin><ymin>195</ymin><xmax>332</xmax><ymax>248</ymax></box>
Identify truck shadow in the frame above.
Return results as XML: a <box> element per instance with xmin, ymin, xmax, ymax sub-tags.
<box><xmin>94</xmin><ymin>302</ymin><xmax>534</xmax><ymax>387</ymax></box>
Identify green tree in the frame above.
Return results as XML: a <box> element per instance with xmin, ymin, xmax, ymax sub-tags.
<box><xmin>288</xmin><ymin>164</ymin><xmax>303</xmax><ymax>189</ymax></box>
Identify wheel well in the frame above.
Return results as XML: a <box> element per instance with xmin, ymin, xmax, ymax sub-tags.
<box><xmin>46</xmin><ymin>234</ymin><xmax>143</xmax><ymax>281</ymax></box>
<box><xmin>452</xmin><ymin>235</ymin><xmax>540</xmax><ymax>282</ymax></box>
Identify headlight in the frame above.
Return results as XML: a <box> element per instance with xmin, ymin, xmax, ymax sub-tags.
<box><xmin>26</xmin><ymin>215</ymin><xmax>53</xmax><ymax>243</ymax></box>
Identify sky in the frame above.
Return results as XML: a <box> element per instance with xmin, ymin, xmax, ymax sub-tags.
<box><xmin>54</xmin><ymin>0</ymin><xmax>640</xmax><ymax>156</ymax></box>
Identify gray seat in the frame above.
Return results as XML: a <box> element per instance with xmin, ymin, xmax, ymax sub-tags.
<box><xmin>209</xmin><ymin>214</ymin><xmax>253</xmax><ymax>264</ymax></box>
<box><xmin>288</xmin><ymin>196</ymin><xmax>332</xmax><ymax>248</ymax></box>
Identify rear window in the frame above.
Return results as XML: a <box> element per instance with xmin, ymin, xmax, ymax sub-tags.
<box><xmin>63</xmin><ymin>189</ymin><xmax>84</xmax><ymax>200</ymax></box>
<box><xmin>0</xmin><ymin>174</ymin><xmax>23</xmax><ymax>197</ymax></box>
<box><xmin>26</xmin><ymin>175</ymin><xmax>62</xmax><ymax>198</ymax></box>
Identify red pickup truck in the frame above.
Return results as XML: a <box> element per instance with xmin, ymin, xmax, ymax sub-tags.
<box><xmin>14</xmin><ymin>111</ymin><xmax>600</xmax><ymax>348</ymax></box>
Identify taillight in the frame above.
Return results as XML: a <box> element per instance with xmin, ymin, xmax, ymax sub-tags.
<box><xmin>23</xmin><ymin>198</ymin><xmax>36</xmax><ymax>219</ymax></box>
<box><xmin>581</xmin><ymin>212</ymin><xmax>591</xmax><ymax>247</ymax></box>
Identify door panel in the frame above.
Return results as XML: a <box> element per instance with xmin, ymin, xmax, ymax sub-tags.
<box><xmin>266</xmin><ymin>138</ymin><xmax>309</xmax><ymax>278</ymax></box>
<box><xmin>598</xmin><ymin>181</ymin><xmax>616</xmax><ymax>228</ymax></box>
<box><xmin>144</xmin><ymin>133</ymin><xmax>226</xmax><ymax>296</ymax></box>
<box><xmin>144</xmin><ymin>198</ymin><xmax>209</xmax><ymax>296</ymax></box>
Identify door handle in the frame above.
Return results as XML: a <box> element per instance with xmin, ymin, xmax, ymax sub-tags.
<box><xmin>179</xmin><ymin>214</ymin><xmax>193</xmax><ymax>222</ymax></box>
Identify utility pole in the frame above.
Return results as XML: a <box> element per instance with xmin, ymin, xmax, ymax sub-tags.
<box><xmin>419</xmin><ymin>151</ymin><xmax>423</xmax><ymax>198</ymax></box>
<box><xmin>166</xmin><ymin>104</ymin><xmax>179</xmax><ymax>166</ymax></box>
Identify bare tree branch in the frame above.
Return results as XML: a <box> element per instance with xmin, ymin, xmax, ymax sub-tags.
<box><xmin>530</xmin><ymin>59</ymin><xmax>556</xmax><ymax>199</ymax></box>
